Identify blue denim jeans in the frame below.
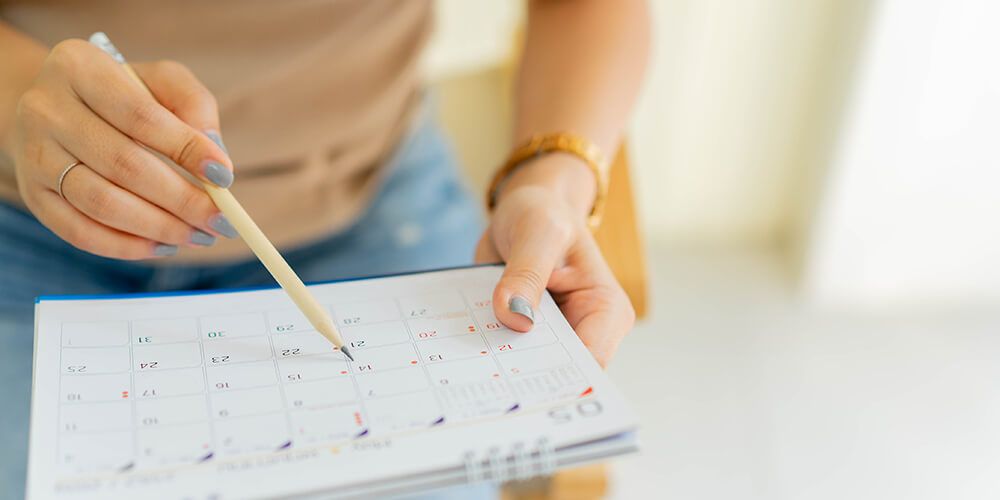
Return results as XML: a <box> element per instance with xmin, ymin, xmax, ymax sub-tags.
<box><xmin>0</xmin><ymin>114</ymin><xmax>496</xmax><ymax>499</ymax></box>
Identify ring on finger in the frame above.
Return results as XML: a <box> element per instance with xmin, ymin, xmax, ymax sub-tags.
<box><xmin>57</xmin><ymin>160</ymin><xmax>84</xmax><ymax>201</ymax></box>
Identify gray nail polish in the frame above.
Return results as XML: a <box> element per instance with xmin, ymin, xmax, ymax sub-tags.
<box><xmin>209</xmin><ymin>213</ymin><xmax>239</xmax><ymax>239</ymax></box>
<box><xmin>153</xmin><ymin>244</ymin><xmax>178</xmax><ymax>257</ymax></box>
<box><xmin>205</xmin><ymin>131</ymin><xmax>228</xmax><ymax>154</ymax></box>
<box><xmin>190</xmin><ymin>229</ymin><xmax>216</xmax><ymax>247</ymax></box>
<box><xmin>509</xmin><ymin>296</ymin><xmax>535</xmax><ymax>324</ymax></box>
<box><xmin>204</xmin><ymin>161</ymin><xmax>233</xmax><ymax>188</ymax></box>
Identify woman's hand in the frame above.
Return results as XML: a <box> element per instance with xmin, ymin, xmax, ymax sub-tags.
<box><xmin>11</xmin><ymin>38</ymin><xmax>236</xmax><ymax>260</ymax></box>
<box><xmin>475</xmin><ymin>158</ymin><xmax>635</xmax><ymax>367</ymax></box>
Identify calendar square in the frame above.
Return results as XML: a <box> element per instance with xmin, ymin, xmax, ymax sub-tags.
<box><xmin>137</xmin><ymin>422</ymin><xmax>212</xmax><ymax>466</ymax></box>
<box><xmin>61</xmin><ymin>346</ymin><xmax>129</xmax><ymax>374</ymax></box>
<box><xmin>132</xmin><ymin>317</ymin><xmax>198</xmax><ymax>344</ymax></box>
<box><xmin>416</xmin><ymin>334</ymin><xmax>490</xmax><ymax>363</ymax></box>
<box><xmin>214</xmin><ymin>413</ymin><xmax>289</xmax><ymax>455</ymax></box>
<box><xmin>135</xmin><ymin>394</ymin><xmax>209</xmax><ymax>427</ymax></box>
<box><xmin>57</xmin><ymin>431</ymin><xmax>132</xmax><ymax>475</ymax></box>
<box><xmin>355</xmin><ymin>366</ymin><xmax>429</xmax><ymax>398</ymax></box>
<box><xmin>399</xmin><ymin>291</ymin><xmax>466</xmax><ymax>318</ymax></box>
<box><xmin>60</xmin><ymin>401</ymin><xmax>131</xmax><ymax>433</ymax></box>
<box><xmin>62</xmin><ymin>321</ymin><xmax>129</xmax><ymax>347</ymax></box>
<box><xmin>485</xmin><ymin>324</ymin><xmax>557</xmax><ymax>353</ymax></box>
<box><xmin>496</xmin><ymin>343</ymin><xmax>572</xmax><ymax>375</ymax></box>
<box><xmin>203</xmin><ymin>335</ymin><xmax>272</xmax><ymax>365</ymax></box>
<box><xmin>278</xmin><ymin>353</ymin><xmax>351</xmax><ymax>382</ymax></box>
<box><xmin>266</xmin><ymin>308</ymin><xmax>313</xmax><ymax>334</ymax></box>
<box><xmin>207</xmin><ymin>360</ymin><xmax>279</xmax><ymax>391</ymax></box>
<box><xmin>59</xmin><ymin>373</ymin><xmax>130</xmax><ymax>403</ymax></box>
<box><xmin>200</xmin><ymin>312</ymin><xmax>265</xmax><ymax>340</ymax></box>
<box><xmin>290</xmin><ymin>405</ymin><xmax>365</xmax><ymax>443</ymax></box>
<box><xmin>342</xmin><ymin>320</ymin><xmax>410</xmax><ymax>349</ymax></box>
<box><xmin>283</xmin><ymin>377</ymin><xmax>358</xmax><ymax>409</ymax></box>
<box><xmin>134</xmin><ymin>367</ymin><xmax>206</xmax><ymax>398</ymax></box>
<box><xmin>408</xmin><ymin>313</ymin><xmax>478</xmax><ymax>340</ymax></box>
<box><xmin>210</xmin><ymin>386</ymin><xmax>284</xmax><ymax>418</ymax></box>
<box><xmin>334</xmin><ymin>298</ymin><xmax>398</xmax><ymax>326</ymax></box>
<box><xmin>133</xmin><ymin>342</ymin><xmax>202</xmax><ymax>371</ymax></box>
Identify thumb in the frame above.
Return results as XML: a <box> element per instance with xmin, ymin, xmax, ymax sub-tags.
<box><xmin>492</xmin><ymin>227</ymin><xmax>567</xmax><ymax>333</ymax></box>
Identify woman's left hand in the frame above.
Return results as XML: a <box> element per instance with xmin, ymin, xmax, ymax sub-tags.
<box><xmin>475</xmin><ymin>167</ymin><xmax>635</xmax><ymax>367</ymax></box>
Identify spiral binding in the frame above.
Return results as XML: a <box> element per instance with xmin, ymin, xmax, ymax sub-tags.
<box><xmin>463</xmin><ymin>437</ymin><xmax>556</xmax><ymax>483</ymax></box>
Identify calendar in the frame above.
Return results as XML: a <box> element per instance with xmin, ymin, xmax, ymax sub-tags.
<box><xmin>27</xmin><ymin>265</ymin><xmax>638</xmax><ymax>499</ymax></box>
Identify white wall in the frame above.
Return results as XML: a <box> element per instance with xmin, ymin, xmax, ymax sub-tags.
<box><xmin>802</xmin><ymin>0</ymin><xmax>1000</xmax><ymax>307</ymax></box>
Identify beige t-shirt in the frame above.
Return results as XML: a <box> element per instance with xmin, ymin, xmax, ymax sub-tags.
<box><xmin>0</xmin><ymin>0</ymin><xmax>431</xmax><ymax>262</ymax></box>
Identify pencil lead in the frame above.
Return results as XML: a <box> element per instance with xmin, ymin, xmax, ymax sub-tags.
<box><xmin>340</xmin><ymin>345</ymin><xmax>355</xmax><ymax>362</ymax></box>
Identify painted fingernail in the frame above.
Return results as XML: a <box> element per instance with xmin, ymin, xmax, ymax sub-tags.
<box><xmin>204</xmin><ymin>161</ymin><xmax>233</xmax><ymax>188</ymax></box>
<box><xmin>509</xmin><ymin>296</ymin><xmax>535</xmax><ymax>324</ymax></box>
<box><xmin>209</xmin><ymin>213</ymin><xmax>239</xmax><ymax>239</ymax></box>
<box><xmin>205</xmin><ymin>130</ymin><xmax>228</xmax><ymax>154</ymax></box>
<box><xmin>190</xmin><ymin>229</ymin><xmax>216</xmax><ymax>247</ymax></box>
<box><xmin>153</xmin><ymin>244</ymin><xmax>178</xmax><ymax>257</ymax></box>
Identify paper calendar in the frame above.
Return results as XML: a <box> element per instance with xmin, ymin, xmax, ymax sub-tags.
<box><xmin>27</xmin><ymin>265</ymin><xmax>638</xmax><ymax>499</ymax></box>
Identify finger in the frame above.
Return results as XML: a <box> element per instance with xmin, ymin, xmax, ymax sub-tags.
<box><xmin>474</xmin><ymin>232</ymin><xmax>502</xmax><ymax>264</ymax></box>
<box><xmin>133</xmin><ymin>60</ymin><xmax>226</xmax><ymax>148</ymax></box>
<box><xmin>28</xmin><ymin>188</ymin><xmax>172</xmax><ymax>260</ymax></box>
<box><xmin>50</xmin><ymin>98</ymin><xmax>234</xmax><ymax>239</ymax></box>
<box><xmin>59</xmin><ymin>161</ymin><xmax>210</xmax><ymax>248</ymax></box>
<box><xmin>571</xmin><ymin>302</ymin><xmax>632</xmax><ymax>368</ymax></box>
<box><xmin>491</xmin><ymin>224</ymin><xmax>571</xmax><ymax>333</ymax></box>
<box><xmin>554</xmin><ymin>237</ymin><xmax>635</xmax><ymax>366</ymax></box>
<box><xmin>54</xmin><ymin>40</ymin><xmax>232</xmax><ymax>187</ymax></box>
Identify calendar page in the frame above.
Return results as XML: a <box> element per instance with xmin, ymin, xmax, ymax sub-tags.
<box><xmin>27</xmin><ymin>265</ymin><xmax>637</xmax><ymax>499</ymax></box>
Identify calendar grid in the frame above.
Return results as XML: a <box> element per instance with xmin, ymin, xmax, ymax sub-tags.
<box><xmin>50</xmin><ymin>286</ymin><xmax>592</xmax><ymax>476</ymax></box>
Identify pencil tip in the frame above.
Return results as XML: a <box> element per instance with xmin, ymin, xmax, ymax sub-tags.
<box><xmin>340</xmin><ymin>345</ymin><xmax>355</xmax><ymax>362</ymax></box>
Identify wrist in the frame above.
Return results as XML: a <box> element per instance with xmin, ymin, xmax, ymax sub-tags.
<box><xmin>496</xmin><ymin>153</ymin><xmax>597</xmax><ymax>217</ymax></box>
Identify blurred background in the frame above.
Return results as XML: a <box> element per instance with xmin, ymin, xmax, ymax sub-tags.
<box><xmin>425</xmin><ymin>1</ymin><xmax>999</xmax><ymax>499</ymax></box>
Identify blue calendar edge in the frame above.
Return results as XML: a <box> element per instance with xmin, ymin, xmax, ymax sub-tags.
<box><xmin>35</xmin><ymin>263</ymin><xmax>503</xmax><ymax>303</ymax></box>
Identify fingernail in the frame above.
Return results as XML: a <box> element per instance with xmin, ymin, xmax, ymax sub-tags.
<box><xmin>209</xmin><ymin>213</ymin><xmax>239</xmax><ymax>239</ymax></box>
<box><xmin>204</xmin><ymin>161</ymin><xmax>233</xmax><ymax>188</ymax></box>
<box><xmin>153</xmin><ymin>244</ymin><xmax>178</xmax><ymax>257</ymax></box>
<box><xmin>508</xmin><ymin>296</ymin><xmax>535</xmax><ymax>324</ymax></box>
<box><xmin>205</xmin><ymin>130</ymin><xmax>228</xmax><ymax>154</ymax></box>
<box><xmin>190</xmin><ymin>229</ymin><xmax>216</xmax><ymax>247</ymax></box>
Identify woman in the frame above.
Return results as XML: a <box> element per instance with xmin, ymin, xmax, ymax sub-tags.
<box><xmin>0</xmin><ymin>0</ymin><xmax>649</xmax><ymax>496</ymax></box>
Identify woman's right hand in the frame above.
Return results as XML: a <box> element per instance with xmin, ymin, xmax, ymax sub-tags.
<box><xmin>12</xmin><ymin>38</ymin><xmax>238</xmax><ymax>260</ymax></box>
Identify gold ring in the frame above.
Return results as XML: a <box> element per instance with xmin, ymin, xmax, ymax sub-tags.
<box><xmin>57</xmin><ymin>160</ymin><xmax>82</xmax><ymax>200</ymax></box>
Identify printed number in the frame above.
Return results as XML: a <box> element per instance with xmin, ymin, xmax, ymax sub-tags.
<box><xmin>210</xmin><ymin>355</ymin><xmax>230</xmax><ymax>364</ymax></box>
<box><xmin>139</xmin><ymin>361</ymin><xmax>158</xmax><ymax>370</ymax></box>
<box><xmin>287</xmin><ymin>373</ymin><xmax>303</xmax><ymax>381</ymax></box>
<box><xmin>275</xmin><ymin>324</ymin><xmax>295</xmax><ymax>332</ymax></box>
<box><xmin>417</xmin><ymin>331</ymin><xmax>437</xmax><ymax>339</ymax></box>
<box><xmin>427</xmin><ymin>354</ymin><xmax>444</xmax><ymax>362</ymax></box>
<box><xmin>207</xmin><ymin>330</ymin><xmax>225</xmax><ymax>338</ymax></box>
<box><xmin>66</xmin><ymin>365</ymin><xmax>87</xmax><ymax>373</ymax></box>
<box><xmin>141</xmin><ymin>417</ymin><xmax>159</xmax><ymax>426</ymax></box>
<box><xmin>343</xmin><ymin>317</ymin><xmax>361</xmax><ymax>325</ymax></box>
<box><xmin>485</xmin><ymin>322</ymin><xmax>502</xmax><ymax>331</ymax></box>
<box><xmin>409</xmin><ymin>308</ymin><xmax>427</xmax><ymax>317</ymax></box>
<box><xmin>215</xmin><ymin>382</ymin><xmax>230</xmax><ymax>389</ymax></box>
<box><xmin>281</xmin><ymin>348</ymin><xmax>301</xmax><ymax>356</ymax></box>
<box><xmin>350</xmin><ymin>339</ymin><xmax>367</xmax><ymax>348</ymax></box>
<box><xmin>498</xmin><ymin>344</ymin><xmax>513</xmax><ymax>351</ymax></box>
<box><xmin>475</xmin><ymin>300</ymin><xmax>491</xmax><ymax>308</ymax></box>
<box><xmin>65</xmin><ymin>393</ymin><xmax>82</xmax><ymax>401</ymax></box>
